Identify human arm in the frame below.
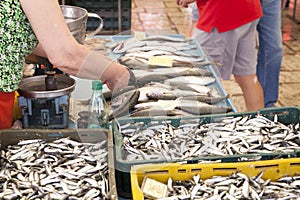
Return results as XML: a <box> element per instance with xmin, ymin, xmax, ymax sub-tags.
<box><xmin>177</xmin><ymin>0</ymin><xmax>196</xmax><ymax>8</ymax></box>
<box><xmin>19</xmin><ymin>0</ymin><xmax>131</xmax><ymax>91</ymax></box>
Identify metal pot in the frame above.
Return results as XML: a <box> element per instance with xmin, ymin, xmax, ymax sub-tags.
<box><xmin>18</xmin><ymin>75</ymin><xmax>76</xmax><ymax>98</ymax></box>
<box><xmin>61</xmin><ymin>5</ymin><xmax>103</xmax><ymax>44</ymax></box>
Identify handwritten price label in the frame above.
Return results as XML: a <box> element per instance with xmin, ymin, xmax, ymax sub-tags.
<box><xmin>148</xmin><ymin>56</ymin><xmax>173</xmax><ymax>67</ymax></box>
<box><xmin>134</xmin><ymin>31</ymin><xmax>146</xmax><ymax>41</ymax></box>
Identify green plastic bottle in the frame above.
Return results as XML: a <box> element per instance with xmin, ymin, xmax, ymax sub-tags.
<box><xmin>88</xmin><ymin>80</ymin><xmax>109</xmax><ymax>129</ymax></box>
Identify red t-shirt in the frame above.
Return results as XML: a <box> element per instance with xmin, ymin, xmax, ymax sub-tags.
<box><xmin>196</xmin><ymin>0</ymin><xmax>263</xmax><ymax>33</ymax></box>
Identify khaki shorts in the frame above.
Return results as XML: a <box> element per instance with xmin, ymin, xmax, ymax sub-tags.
<box><xmin>193</xmin><ymin>20</ymin><xmax>259</xmax><ymax>80</ymax></box>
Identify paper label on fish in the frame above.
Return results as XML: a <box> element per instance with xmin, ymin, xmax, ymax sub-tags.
<box><xmin>149</xmin><ymin>56</ymin><xmax>173</xmax><ymax>67</ymax></box>
<box><xmin>134</xmin><ymin>31</ymin><xmax>146</xmax><ymax>41</ymax></box>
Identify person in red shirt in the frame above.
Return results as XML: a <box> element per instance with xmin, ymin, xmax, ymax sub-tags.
<box><xmin>177</xmin><ymin>0</ymin><xmax>264</xmax><ymax>111</ymax></box>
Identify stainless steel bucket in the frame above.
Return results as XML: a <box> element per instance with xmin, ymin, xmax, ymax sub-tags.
<box><xmin>61</xmin><ymin>5</ymin><xmax>103</xmax><ymax>44</ymax></box>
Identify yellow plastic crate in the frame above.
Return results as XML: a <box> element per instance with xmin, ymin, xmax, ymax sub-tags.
<box><xmin>130</xmin><ymin>158</ymin><xmax>300</xmax><ymax>199</ymax></box>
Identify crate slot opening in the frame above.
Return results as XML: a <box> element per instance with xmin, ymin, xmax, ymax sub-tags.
<box><xmin>213</xmin><ymin>167</ymin><xmax>237</xmax><ymax>171</ymax></box>
<box><xmin>191</xmin><ymin>168</ymin><xmax>202</xmax><ymax>173</ymax></box>
<box><xmin>263</xmin><ymin>110</ymin><xmax>289</xmax><ymax>117</ymax></box>
<box><xmin>255</xmin><ymin>164</ymin><xmax>279</xmax><ymax>169</ymax></box>
<box><xmin>145</xmin><ymin>170</ymin><xmax>169</xmax><ymax>175</ymax></box>
<box><xmin>290</xmin><ymin>162</ymin><xmax>300</xmax><ymax>167</ymax></box>
<box><xmin>178</xmin><ymin>169</ymin><xmax>186</xmax><ymax>173</ymax></box>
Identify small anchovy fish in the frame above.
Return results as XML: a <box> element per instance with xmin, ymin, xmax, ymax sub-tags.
<box><xmin>147</xmin><ymin>173</ymin><xmax>300</xmax><ymax>200</ymax></box>
<box><xmin>0</xmin><ymin>138</ymin><xmax>112</xmax><ymax>199</ymax></box>
<box><xmin>118</xmin><ymin>114</ymin><xmax>300</xmax><ymax>162</ymax></box>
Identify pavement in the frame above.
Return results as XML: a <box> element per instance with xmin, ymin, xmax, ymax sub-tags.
<box><xmin>130</xmin><ymin>0</ymin><xmax>300</xmax><ymax>112</ymax></box>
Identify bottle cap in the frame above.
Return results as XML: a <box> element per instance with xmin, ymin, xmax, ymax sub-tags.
<box><xmin>92</xmin><ymin>80</ymin><xmax>103</xmax><ymax>90</ymax></box>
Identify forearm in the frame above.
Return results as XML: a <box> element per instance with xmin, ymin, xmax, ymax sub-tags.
<box><xmin>76</xmin><ymin>51</ymin><xmax>130</xmax><ymax>90</ymax></box>
<box><xmin>20</xmin><ymin>0</ymin><xmax>130</xmax><ymax>91</ymax></box>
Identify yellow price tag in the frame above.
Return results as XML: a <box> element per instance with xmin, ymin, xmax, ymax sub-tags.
<box><xmin>148</xmin><ymin>56</ymin><xmax>173</xmax><ymax>67</ymax></box>
<box><xmin>134</xmin><ymin>31</ymin><xmax>146</xmax><ymax>41</ymax></box>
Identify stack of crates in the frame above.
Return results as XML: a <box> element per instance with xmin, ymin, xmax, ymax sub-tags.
<box><xmin>112</xmin><ymin>106</ymin><xmax>300</xmax><ymax>198</ymax></box>
<box><xmin>69</xmin><ymin>0</ymin><xmax>132</xmax><ymax>34</ymax></box>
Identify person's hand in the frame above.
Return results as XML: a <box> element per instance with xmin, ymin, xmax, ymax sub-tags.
<box><xmin>102</xmin><ymin>63</ymin><xmax>136</xmax><ymax>92</ymax></box>
<box><xmin>177</xmin><ymin>0</ymin><xmax>196</xmax><ymax>8</ymax></box>
<box><xmin>126</xmin><ymin>67</ymin><xmax>137</xmax><ymax>87</ymax></box>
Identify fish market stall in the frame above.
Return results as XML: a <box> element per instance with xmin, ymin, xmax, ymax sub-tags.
<box><xmin>10</xmin><ymin>32</ymin><xmax>299</xmax><ymax>200</ymax></box>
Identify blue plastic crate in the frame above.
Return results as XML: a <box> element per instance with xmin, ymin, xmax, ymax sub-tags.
<box><xmin>105</xmin><ymin>34</ymin><xmax>236</xmax><ymax>114</ymax></box>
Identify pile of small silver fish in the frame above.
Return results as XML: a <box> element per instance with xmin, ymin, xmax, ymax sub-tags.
<box><xmin>0</xmin><ymin>138</ymin><xmax>110</xmax><ymax>200</ymax></box>
<box><xmin>118</xmin><ymin>114</ymin><xmax>300</xmax><ymax>161</ymax></box>
<box><xmin>146</xmin><ymin>172</ymin><xmax>300</xmax><ymax>200</ymax></box>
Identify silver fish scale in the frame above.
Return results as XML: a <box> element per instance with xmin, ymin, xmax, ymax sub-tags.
<box><xmin>145</xmin><ymin>173</ymin><xmax>300</xmax><ymax>199</ymax></box>
<box><xmin>120</xmin><ymin>115</ymin><xmax>300</xmax><ymax>161</ymax></box>
<box><xmin>0</xmin><ymin>138</ymin><xmax>111</xmax><ymax>199</ymax></box>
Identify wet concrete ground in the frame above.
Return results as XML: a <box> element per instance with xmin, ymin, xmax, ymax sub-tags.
<box><xmin>130</xmin><ymin>0</ymin><xmax>300</xmax><ymax>112</ymax></box>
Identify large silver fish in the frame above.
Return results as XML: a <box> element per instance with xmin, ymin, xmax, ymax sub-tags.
<box><xmin>130</xmin><ymin>108</ymin><xmax>191</xmax><ymax>117</ymax></box>
<box><xmin>110</xmin><ymin>89</ymin><xmax>140</xmax><ymax>119</ymax></box>
<box><xmin>137</xmin><ymin>85</ymin><xmax>172</xmax><ymax>102</ymax></box>
<box><xmin>177</xmin><ymin>95</ymin><xmax>229</xmax><ymax>104</ymax></box>
<box><xmin>164</xmin><ymin>76</ymin><xmax>216</xmax><ymax>86</ymax></box>
<box><xmin>112</xmin><ymin>35</ymin><xmax>194</xmax><ymax>54</ymax></box>
<box><xmin>175</xmin><ymin>100</ymin><xmax>232</xmax><ymax>115</ymax></box>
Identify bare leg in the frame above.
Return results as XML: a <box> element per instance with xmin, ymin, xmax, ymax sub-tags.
<box><xmin>234</xmin><ymin>74</ymin><xmax>264</xmax><ymax>111</ymax></box>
